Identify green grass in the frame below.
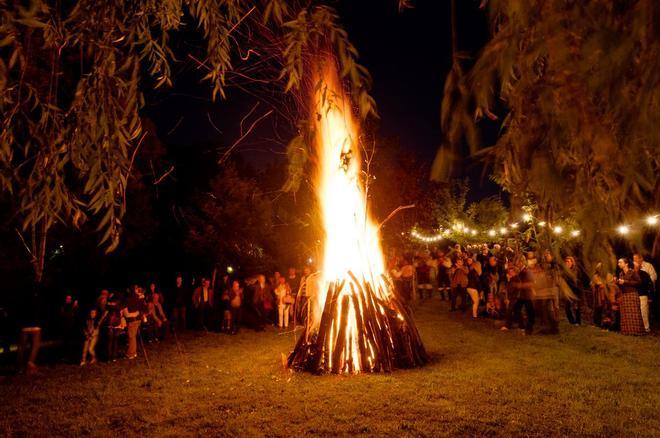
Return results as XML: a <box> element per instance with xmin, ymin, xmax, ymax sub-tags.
<box><xmin>1</xmin><ymin>300</ymin><xmax>659</xmax><ymax>436</ymax></box>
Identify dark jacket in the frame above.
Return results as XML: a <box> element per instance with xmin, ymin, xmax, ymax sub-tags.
<box><xmin>451</xmin><ymin>266</ymin><xmax>469</xmax><ymax>288</ymax></box>
<box><xmin>192</xmin><ymin>286</ymin><xmax>214</xmax><ymax>307</ymax></box>
<box><xmin>513</xmin><ymin>268</ymin><xmax>535</xmax><ymax>300</ymax></box>
<box><xmin>637</xmin><ymin>269</ymin><xmax>654</xmax><ymax>297</ymax></box>
<box><xmin>620</xmin><ymin>270</ymin><xmax>641</xmax><ymax>295</ymax></box>
<box><xmin>467</xmin><ymin>269</ymin><xmax>482</xmax><ymax>291</ymax></box>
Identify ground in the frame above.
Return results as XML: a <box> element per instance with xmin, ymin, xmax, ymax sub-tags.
<box><xmin>0</xmin><ymin>300</ymin><xmax>658</xmax><ymax>437</ymax></box>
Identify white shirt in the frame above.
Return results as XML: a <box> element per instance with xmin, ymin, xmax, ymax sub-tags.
<box><xmin>642</xmin><ymin>261</ymin><xmax>657</xmax><ymax>284</ymax></box>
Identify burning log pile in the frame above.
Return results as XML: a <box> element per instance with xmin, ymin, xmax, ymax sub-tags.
<box><xmin>288</xmin><ymin>273</ymin><xmax>428</xmax><ymax>374</ymax></box>
<box><xmin>286</xmin><ymin>58</ymin><xmax>428</xmax><ymax>374</ymax></box>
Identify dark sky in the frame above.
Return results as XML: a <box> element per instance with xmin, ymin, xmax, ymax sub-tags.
<box><xmin>145</xmin><ymin>0</ymin><xmax>498</xmax><ymax>198</ymax></box>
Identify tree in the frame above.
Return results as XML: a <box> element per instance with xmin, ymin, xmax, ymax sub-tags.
<box><xmin>0</xmin><ymin>0</ymin><xmax>374</xmax><ymax>282</ymax></box>
<box><xmin>419</xmin><ymin>179</ymin><xmax>507</xmax><ymax>245</ymax></box>
<box><xmin>369</xmin><ymin>137</ymin><xmax>429</xmax><ymax>238</ymax></box>
<box><xmin>184</xmin><ymin>163</ymin><xmax>275</xmax><ymax>273</ymax></box>
<box><xmin>437</xmin><ymin>0</ymin><xmax>660</xmax><ymax>271</ymax></box>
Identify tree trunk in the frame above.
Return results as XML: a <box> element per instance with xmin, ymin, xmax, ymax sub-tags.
<box><xmin>31</xmin><ymin>220</ymin><xmax>48</xmax><ymax>284</ymax></box>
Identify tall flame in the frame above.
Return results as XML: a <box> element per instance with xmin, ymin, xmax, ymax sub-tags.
<box><xmin>289</xmin><ymin>59</ymin><xmax>427</xmax><ymax>374</ymax></box>
<box><xmin>310</xmin><ymin>64</ymin><xmax>387</xmax><ymax>372</ymax></box>
<box><xmin>315</xmin><ymin>71</ymin><xmax>385</xmax><ymax>293</ymax></box>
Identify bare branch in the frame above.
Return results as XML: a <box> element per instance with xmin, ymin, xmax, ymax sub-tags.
<box><xmin>218</xmin><ymin>110</ymin><xmax>273</xmax><ymax>164</ymax></box>
<box><xmin>377</xmin><ymin>204</ymin><xmax>416</xmax><ymax>232</ymax></box>
<box><xmin>154</xmin><ymin>165</ymin><xmax>175</xmax><ymax>185</ymax></box>
<box><xmin>207</xmin><ymin>113</ymin><xmax>223</xmax><ymax>135</ymax></box>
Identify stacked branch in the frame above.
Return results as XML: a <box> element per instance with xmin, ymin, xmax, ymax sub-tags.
<box><xmin>288</xmin><ymin>272</ymin><xmax>428</xmax><ymax>374</ymax></box>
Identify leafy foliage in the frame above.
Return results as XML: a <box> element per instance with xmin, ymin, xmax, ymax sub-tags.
<box><xmin>438</xmin><ymin>0</ymin><xmax>660</xmax><ymax>271</ymax></box>
<box><xmin>184</xmin><ymin>164</ymin><xmax>275</xmax><ymax>272</ymax></box>
<box><xmin>424</xmin><ymin>179</ymin><xmax>507</xmax><ymax>241</ymax></box>
<box><xmin>0</xmin><ymin>0</ymin><xmax>372</xmax><ymax>281</ymax></box>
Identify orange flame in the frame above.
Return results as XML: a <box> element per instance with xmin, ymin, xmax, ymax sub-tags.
<box><xmin>309</xmin><ymin>62</ymin><xmax>388</xmax><ymax>372</ymax></box>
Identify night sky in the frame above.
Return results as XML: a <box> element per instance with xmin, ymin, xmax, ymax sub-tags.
<box><xmin>145</xmin><ymin>0</ymin><xmax>498</xmax><ymax>199</ymax></box>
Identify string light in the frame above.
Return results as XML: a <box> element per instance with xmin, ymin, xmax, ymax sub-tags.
<box><xmin>411</xmin><ymin>230</ymin><xmax>443</xmax><ymax>243</ymax></box>
<box><xmin>408</xmin><ymin>211</ymin><xmax>655</xmax><ymax>244</ymax></box>
<box><xmin>617</xmin><ymin>225</ymin><xmax>630</xmax><ymax>235</ymax></box>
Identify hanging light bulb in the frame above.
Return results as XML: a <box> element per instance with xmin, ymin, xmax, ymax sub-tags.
<box><xmin>570</xmin><ymin>230</ymin><xmax>580</xmax><ymax>237</ymax></box>
<box><xmin>553</xmin><ymin>226</ymin><xmax>563</xmax><ymax>234</ymax></box>
<box><xmin>522</xmin><ymin>213</ymin><xmax>532</xmax><ymax>222</ymax></box>
<box><xmin>646</xmin><ymin>215</ymin><xmax>658</xmax><ymax>226</ymax></box>
<box><xmin>488</xmin><ymin>229</ymin><xmax>496</xmax><ymax>237</ymax></box>
<box><xmin>617</xmin><ymin>225</ymin><xmax>630</xmax><ymax>235</ymax></box>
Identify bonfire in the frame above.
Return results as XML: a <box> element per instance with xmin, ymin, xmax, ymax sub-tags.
<box><xmin>287</xmin><ymin>60</ymin><xmax>428</xmax><ymax>374</ymax></box>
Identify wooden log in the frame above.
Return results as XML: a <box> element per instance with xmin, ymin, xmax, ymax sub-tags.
<box><xmin>331</xmin><ymin>295</ymin><xmax>350</xmax><ymax>374</ymax></box>
<box><xmin>289</xmin><ymin>272</ymin><xmax>428</xmax><ymax>374</ymax></box>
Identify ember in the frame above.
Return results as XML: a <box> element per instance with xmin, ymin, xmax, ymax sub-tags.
<box><xmin>288</xmin><ymin>60</ymin><xmax>428</xmax><ymax>374</ymax></box>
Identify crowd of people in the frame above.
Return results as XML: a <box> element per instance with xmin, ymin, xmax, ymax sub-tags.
<box><xmin>53</xmin><ymin>267</ymin><xmax>315</xmax><ymax>367</ymax></box>
<box><xmin>389</xmin><ymin>244</ymin><xmax>657</xmax><ymax>336</ymax></box>
<box><xmin>5</xmin><ymin>243</ymin><xmax>657</xmax><ymax>373</ymax></box>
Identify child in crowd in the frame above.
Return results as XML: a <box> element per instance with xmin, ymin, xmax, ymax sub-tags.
<box><xmin>81</xmin><ymin>309</ymin><xmax>101</xmax><ymax>366</ymax></box>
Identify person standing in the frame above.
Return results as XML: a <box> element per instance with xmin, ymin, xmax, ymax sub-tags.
<box><xmin>501</xmin><ymin>257</ymin><xmax>536</xmax><ymax>334</ymax></box>
<box><xmin>591</xmin><ymin>271</ymin><xmax>607</xmax><ymax>328</ymax></box>
<box><xmin>105</xmin><ymin>291</ymin><xmax>124</xmax><ymax>362</ymax></box>
<box><xmin>466</xmin><ymin>261</ymin><xmax>483</xmax><ymax>318</ymax></box>
<box><xmin>122</xmin><ymin>285</ymin><xmax>144</xmax><ymax>359</ymax></box>
<box><xmin>633</xmin><ymin>253</ymin><xmax>657</xmax><ymax>285</ymax></box>
<box><xmin>226</xmin><ymin>280</ymin><xmax>243</xmax><ymax>334</ymax></box>
<box><xmin>59</xmin><ymin>294</ymin><xmax>79</xmax><ymax>363</ymax></box>
<box><xmin>633</xmin><ymin>259</ymin><xmax>654</xmax><ymax>333</ymax></box>
<box><xmin>438</xmin><ymin>254</ymin><xmax>452</xmax><ymax>301</ymax></box>
<box><xmin>147</xmin><ymin>292</ymin><xmax>169</xmax><ymax>341</ymax></box>
<box><xmin>252</xmin><ymin>274</ymin><xmax>272</xmax><ymax>324</ymax></box>
<box><xmin>501</xmin><ymin>266</ymin><xmax>520</xmax><ymax>330</ymax></box>
<box><xmin>616</xmin><ymin>258</ymin><xmax>645</xmax><ymax>336</ymax></box>
<box><xmin>170</xmin><ymin>274</ymin><xmax>188</xmax><ymax>333</ymax></box>
<box><xmin>562</xmin><ymin>256</ymin><xmax>582</xmax><ymax>325</ymax></box>
<box><xmin>633</xmin><ymin>253</ymin><xmax>657</xmax><ymax>323</ymax></box>
<box><xmin>450</xmin><ymin>258</ymin><xmax>469</xmax><ymax>312</ymax></box>
<box><xmin>484</xmin><ymin>256</ymin><xmax>504</xmax><ymax>317</ymax></box>
<box><xmin>17</xmin><ymin>288</ymin><xmax>43</xmax><ymax>374</ymax></box>
<box><xmin>192</xmin><ymin>278</ymin><xmax>214</xmax><ymax>330</ymax></box>
<box><xmin>427</xmin><ymin>253</ymin><xmax>439</xmax><ymax>299</ymax></box>
<box><xmin>296</xmin><ymin>267</ymin><xmax>314</xmax><ymax>324</ymax></box>
<box><xmin>533</xmin><ymin>251</ymin><xmax>560</xmax><ymax>334</ymax></box>
<box><xmin>274</xmin><ymin>276</ymin><xmax>292</xmax><ymax>329</ymax></box>
<box><xmin>399</xmin><ymin>259</ymin><xmax>415</xmax><ymax>303</ymax></box>
<box><xmin>80</xmin><ymin>308</ymin><xmax>101</xmax><ymax>366</ymax></box>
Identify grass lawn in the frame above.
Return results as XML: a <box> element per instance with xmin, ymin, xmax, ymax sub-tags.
<box><xmin>1</xmin><ymin>300</ymin><xmax>658</xmax><ymax>436</ymax></box>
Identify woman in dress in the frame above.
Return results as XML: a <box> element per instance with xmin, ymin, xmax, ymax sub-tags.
<box><xmin>562</xmin><ymin>256</ymin><xmax>582</xmax><ymax>325</ymax></box>
<box><xmin>616</xmin><ymin>258</ymin><xmax>645</xmax><ymax>336</ymax></box>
